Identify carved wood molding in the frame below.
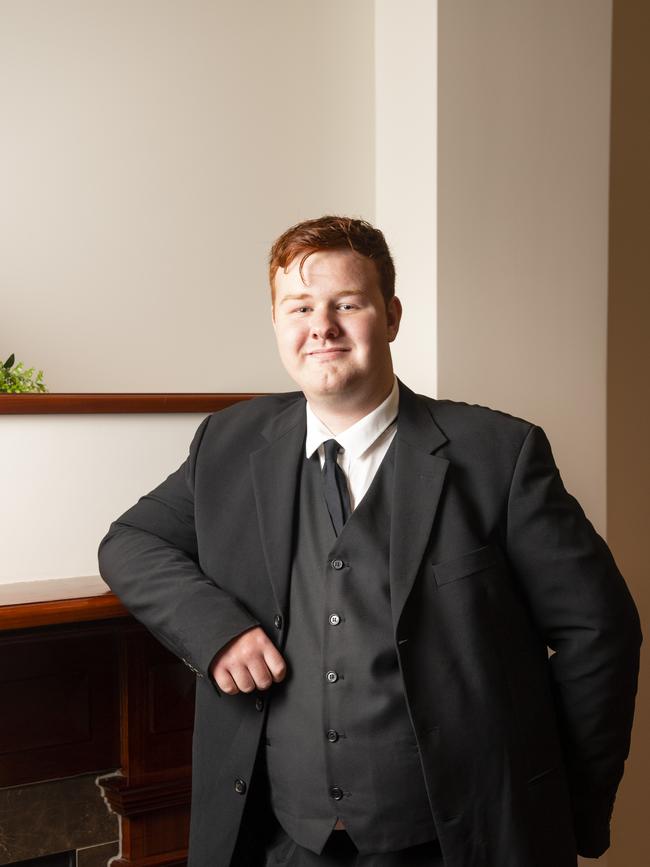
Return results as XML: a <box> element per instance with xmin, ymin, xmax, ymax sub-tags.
<box><xmin>0</xmin><ymin>393</ymin><xmax>261</xmax><ymax>414</ymax></box>
<box><xmin>99</xmin><ymin>773</ymin><xmax>191</xmax><ymax>817</ymax></box>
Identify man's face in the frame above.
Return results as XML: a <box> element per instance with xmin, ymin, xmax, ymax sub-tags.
<box><xmin>272</xmin><ymin>249</ymin><xmax>401</xmax><ymax>406</ymax></box>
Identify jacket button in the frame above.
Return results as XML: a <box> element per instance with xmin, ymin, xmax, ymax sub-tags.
<box><xmin>274</xmin><ymin>614</ymin><xmax>283</xmax><ymax>630</ymax></box>
<box><xmin>326</xmin><ymin>670</ymin><xmax>338</xmax><ymax>683</ymax></box>
<box><xmin>329</xmin><ymin>786</ymin><xmax>344</xmax><ymax>800</ymax></box>
<box><xmin>327</xmin><ymin>729</ymin><xmax>339</xmax><ymax>742</ymax></box>
<box><xmin>330</xmin><ymin>559</ymin><xmax>344</xmax><ymax>570</ymax></box>
<box><xmin>234</xmin><ymin>778</ymin><xmax>247</xmax><ymax>795</ymax></box>
<box><xmin>255</xmin><ymin>697</ymin><xmax>264</xmax><ymax>711</ymax></box>
<box><xmin>329</xmin><ymin>613</ymin><xmax>341</xmax><ymax>625</ymax></box>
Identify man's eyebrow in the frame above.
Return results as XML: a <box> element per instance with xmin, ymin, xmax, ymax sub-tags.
<box><xmin>279</xmin><ymin>289</ymin><xmax>365</xmax><ymax>305</ymax></box>
<box><xmin>279</xmin><ymin>293</ymin><xmax>311</xmax><ymax>304</ymax></box>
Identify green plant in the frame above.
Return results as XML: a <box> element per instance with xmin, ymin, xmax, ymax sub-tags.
<box><xmin>0</xmin><ymin>353</ymin><xmax>48</xmax><ymax>393</ymax></box>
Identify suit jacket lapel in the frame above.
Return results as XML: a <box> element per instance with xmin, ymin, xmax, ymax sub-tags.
<box><xmin>390</xmin><ymin>379</ymin><xmax>449</xmax><ymax>633</ymax></box>
<box><xmin>250</xmin><ymin>396</ymin><xmax>306</xmax><ymax>615</ymax></box>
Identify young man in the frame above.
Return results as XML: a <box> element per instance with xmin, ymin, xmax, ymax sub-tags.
<box><xmin>99</xmin><ymin>216</ymin><xmax>641</xmax><ymax>867</ymax></box>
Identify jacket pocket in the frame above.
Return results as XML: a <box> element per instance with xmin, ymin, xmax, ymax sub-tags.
<box><xmin>433</xmin><ymin>544</ymin><xmax>498</xmax><ymax>586</ymax></box>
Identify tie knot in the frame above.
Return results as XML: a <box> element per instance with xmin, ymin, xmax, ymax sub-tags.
<box><xmin>323</xmin><ymin>439</ymin><xmax>342</xmax><ymax>463</ymax></box>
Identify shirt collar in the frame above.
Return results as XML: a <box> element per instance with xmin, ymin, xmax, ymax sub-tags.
<box><xmin>305</xmin><ymin>376</ymin><xmax>399</xmax><ymax>461</ymax></box>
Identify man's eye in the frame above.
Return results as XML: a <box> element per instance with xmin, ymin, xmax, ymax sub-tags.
<box><xmin>338</xmin><ymin>304</ymin><xmax>355</xmax><ymax>310</ymax></box>
<box><xmin>293</xmin><ymin>306</ymin><xmax>310</xmax><ymax>314</ymax></box>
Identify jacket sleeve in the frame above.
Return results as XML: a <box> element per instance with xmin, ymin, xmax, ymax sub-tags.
<box><xmin>97</xmin><ymin>415</ymin><xmax>260</xmax><ymax>680</ymax></box>
<box><xmin>505</xmin><ymin>424</ymin><xmax>642</xmax><ymax>859</ymax></box>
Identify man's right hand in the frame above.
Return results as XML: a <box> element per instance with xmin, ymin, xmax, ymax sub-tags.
<box><xmin>210</xmin><ymin>626</ymin><xmax>287</xmax><ymax>694</ymax></box>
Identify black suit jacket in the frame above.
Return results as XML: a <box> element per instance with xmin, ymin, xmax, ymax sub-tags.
<box><xmin>98</xmin><ymin>379</ymin><xmax>642</xmax><ymax>867</ymax></box>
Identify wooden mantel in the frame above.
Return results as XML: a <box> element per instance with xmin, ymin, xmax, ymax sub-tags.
<box><xmin>0</xmin><ymin>393</ymin><xmax>261</xmax><ymax>414</ymax></box>
<box><xmin>0</xmin><ymin>575</ymin><xmax>128</xmax><ymax>631</ymax></box>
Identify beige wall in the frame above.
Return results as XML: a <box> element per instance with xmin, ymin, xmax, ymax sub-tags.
<box><xmin>438</xmin><ymin>2</ymin><xmax>616</xmax><ymax>864</ymax></box>
<box><xmin>438</xmin><ymin>0</ymin><xmax>613</xmax><ymax>536</ymax></box>
<box><xmin>0</xmin><ymin>0</ymin><xmax>375</xmax><ymax>393</ymax></box>
<box><xmin>439</xmin><ymin>2</ymin><xmax>649</xmax><ymax>864</ymax></box>
<box><xmin>606</xmin><ymin>2</ymin><xmax>650</xmax><ymax>865</ymax></box>
<box><xmin>0</xmin><ymin>0</ymin><xmax>438</xmax><ymax>584</ymax></box>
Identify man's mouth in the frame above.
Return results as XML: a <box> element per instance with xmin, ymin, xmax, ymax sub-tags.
<box><xmin>308</xmin><ymin>348</ymin><xmax>349</xmax><ymax>356</ymax></box>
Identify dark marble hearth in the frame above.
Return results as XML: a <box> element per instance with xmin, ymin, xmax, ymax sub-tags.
<box><xmin>0</xmin><ymin>774</ymin><xmax>118</xmax><ymax>866</ymax></box>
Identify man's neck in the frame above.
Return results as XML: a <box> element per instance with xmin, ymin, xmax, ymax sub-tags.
<box><xmin>306</xmin><ymin>378</ymin><xmax>396</xmax><ymax>435</ymax></box>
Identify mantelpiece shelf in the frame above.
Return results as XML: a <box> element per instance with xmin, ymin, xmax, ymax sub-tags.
<box><xmin>0</xmin><ymin>575</ymin><xmax>128</xmax><ymax>631</ymax></box>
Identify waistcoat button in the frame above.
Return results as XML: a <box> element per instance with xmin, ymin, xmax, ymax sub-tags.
<box><xmin>327</xmin><ymin>729</ymin><xmax>339</xmax><ymax>742</ymax></box>
<box><xmin>330</xmin><ymin>786</ymin><xmax>344</xmax><ymax>800</ymax></box>
<box><xmin>255</xmin><ymin>697</ymin><xmax>264</xmax><ymax>711</ymax></box>
<box><xmin>326</xmin><ymin>670</ymin><xmax>339</xmax><ymax>683</ymax></box>
<box><xmin>274</xmin><ymin>614</ymin><xmax>283</xmax><ymax>629</ymax></box>
<box><xmin>329</xmin><ymin>613</ymin><xmax>341</xmax><ymax>625</ymax></box>
<box><xmin>331</xmin><ymin>559</ymin><xmax>344</xmax><ymax>570</ymax></box>
<box><xmin>234</xmin><ymin>778</ymin><xmax>247</xmax><ymax>795</ymax></box>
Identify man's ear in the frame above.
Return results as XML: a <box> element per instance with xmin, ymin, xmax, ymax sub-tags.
<box><xmin>386</xmin><ymin>296</ymin><xmax>402</xmax><ymax>342</ymax></box>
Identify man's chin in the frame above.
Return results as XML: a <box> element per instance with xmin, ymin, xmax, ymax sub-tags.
<box><xmin>300</xmin><ymin>375</ymin><xmax>359</xmax><ymax>403</ymax></box>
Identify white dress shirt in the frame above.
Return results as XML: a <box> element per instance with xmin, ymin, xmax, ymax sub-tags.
<box><xmin>305</xmin><ymin>376</ymin><xmax>399</xmax><ymax>511</ymax></box>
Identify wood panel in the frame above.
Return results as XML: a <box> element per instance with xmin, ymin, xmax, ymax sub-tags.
<box><xmin>118</xmin><ymin>622</ymin><xmax>195</xmax><ymax>782</ymax></box>
<box><xmin>0</xmin><ymin>623</ymin><xmax>120</xmax><ymax>787</ymax></box>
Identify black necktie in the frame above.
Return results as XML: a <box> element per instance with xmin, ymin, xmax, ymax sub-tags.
<box><xmin>321</xmin><ymin>439</ymin><xmax>352</xmax><ymax>535</ymax></box>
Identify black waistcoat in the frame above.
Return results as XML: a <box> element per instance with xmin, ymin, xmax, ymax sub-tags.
<box><xmin>263</xmin><ymin>441</ymin><xmax>437</xmax><ymax>855</ymax></box>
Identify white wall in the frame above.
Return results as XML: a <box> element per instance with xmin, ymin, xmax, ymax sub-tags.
<box><xmin>0</xmin><ymin>413</ymin><xmax>207</xmax><ymax>582</ymax></box>
<box><xmin>375</xmin><ymin>0</ymin><xmax>437</xmax><ymax>397</ymax></box>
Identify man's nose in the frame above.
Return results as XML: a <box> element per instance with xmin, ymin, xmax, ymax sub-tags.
<box><xmin>310</xmin><ymin>309</ymin><xmax>339</xmax><ymax>340</ymax></box>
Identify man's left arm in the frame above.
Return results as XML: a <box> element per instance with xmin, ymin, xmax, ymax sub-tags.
<box><xmin>505</xmin><ymin>424</ymin><xmax>642</xmax><ymax>859</ymax></box>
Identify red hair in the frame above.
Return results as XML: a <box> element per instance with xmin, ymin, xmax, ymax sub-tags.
<box><xmin>269</xmin><ymin>215</ymin><xmax>395</xmax><ymax>306</ymax></box>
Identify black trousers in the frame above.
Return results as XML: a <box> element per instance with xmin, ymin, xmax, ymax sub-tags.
<box><xmin>263</xmin><ymin>827</ymin><xmax>444</xmax><ymax>867</ymax></box>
